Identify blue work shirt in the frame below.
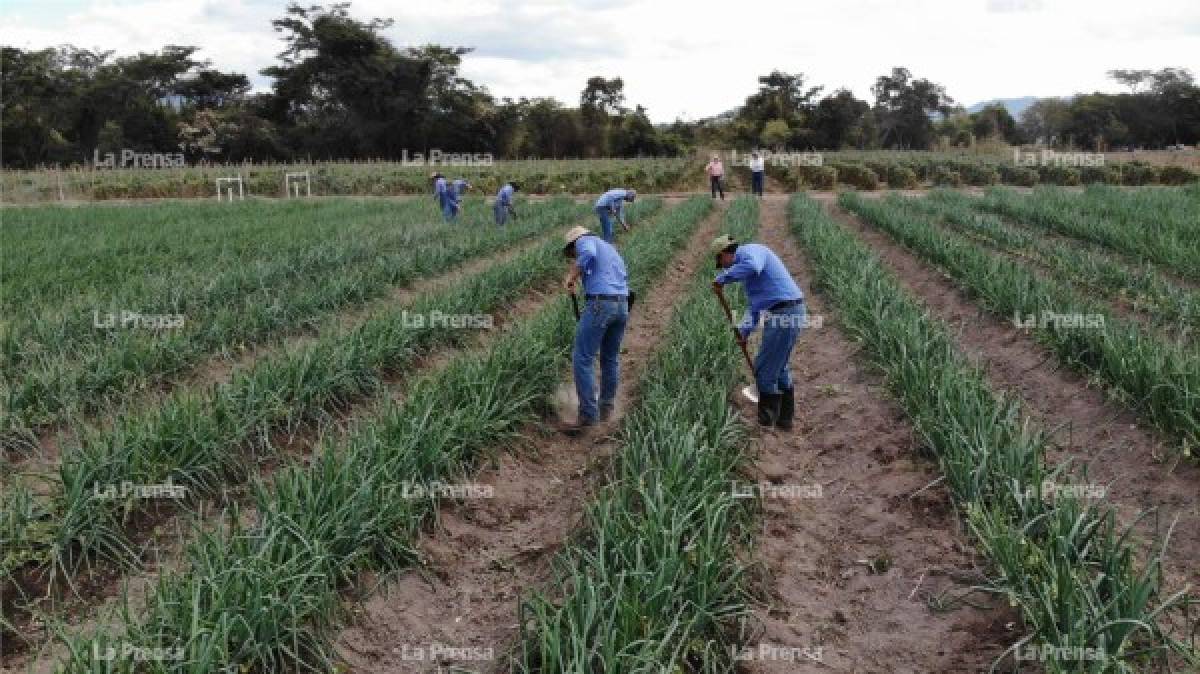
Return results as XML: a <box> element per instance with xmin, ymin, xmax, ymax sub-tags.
<box><xmin>714</xmin><ymin>243</ymin><xmax>803</xmax><ymax>335</ymax></box>
<box><xmin>434</xmin><ymin>177</ymin><xmax>449</xmax><ymax>203</ymax></box>
<box><xmin>575</xmin><ymin>235</ymin><xmax>629</xmax><ymax>296</ymax></box>
<box><xmin>496</xmin><ymin>183</ymin><xmax>515</xmax><ymax>206</ymax></box>
<box><xmin>595</xmin><ymin>189</ymin><xmax>631</xmax><ymax>216</ymax></box>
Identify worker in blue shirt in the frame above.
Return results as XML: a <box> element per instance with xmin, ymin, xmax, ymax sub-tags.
<box><xmin>560</xmin><ymin>225</ymin><xmax>629</xmax><ymax>434</ymax></box>
<box><xmin>593</xmin><ymin>188</ymin><xmax>636</xmax><ymax>242</ymax></box>
<box><xmin>432</xmin><ymin>172</ymin><xmax>454</xmax><ymax>222</ymax></box>
<box><xmin>494</xmin><ymin>181</ymin><xmax>519</xmax><ymax>225</ymax></box>
<box><xmin>712</xmin><ymin>235</ymin><xmax>805</xmax><ymax>429</ymax></box>
<box><xmin>449</xmin><ymin>178</ymin><xmax>471</xmax><ymax>221</ymax></box>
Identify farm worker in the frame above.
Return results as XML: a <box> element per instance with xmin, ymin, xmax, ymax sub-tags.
<box><xmin>450</xmin><ymin>179</ymin><xmax>471</xmax><ymax>220</ymax></box>
<box><xmin>494</xmin><ymin>181</ymin><xmax>519</xmax><ymax>225</ymax></box>
<box><xmin>706</xmin><ymin>155</ymin><xmax>725</xmax><ymax>200</ymax></box>
<box><xmin>749</xmin><ymin>151</ymin><xmax>765</xmax><ymax>197</ymax></box>
<box><xmin>560</xmin><ymin>225</ymin><xmax>630</xmax><ymax>435</ymax></box>
<box><xmin>711</xmin><ymin>235</ymin><xmax>805</xmax><ymax>429</ymax></box>
<box><xmin>432</xmin><ymin>172</ymin><xmax>454</xmax><ymax>222</ymax></box>
<box><xmin>593</xmin><ymin>188</ymin><xmax>636</xmax><ymax>242</ymax></box>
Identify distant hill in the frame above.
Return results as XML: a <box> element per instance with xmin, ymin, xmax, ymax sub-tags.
<box><xmin>966</xmin><ymin>96</ymin><xmax>1040</xmax><ymax>118</ymax></box>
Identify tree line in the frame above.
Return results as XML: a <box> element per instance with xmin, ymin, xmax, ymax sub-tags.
<box><xmin>2</xmin><ymin>2</ymin><xmax>1197</xmax><ymax>169</ymax></box>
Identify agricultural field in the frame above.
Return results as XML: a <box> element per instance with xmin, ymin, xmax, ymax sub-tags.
<box><xmin>0</xmin><ymin>182</ymin><xmax>1197</xmax><ymax>674</ymax></box>
<box><xmin>5</xmin><ymin>151</ymin><xmax>1199</xmax><ymax>205</ymax></box>
<box><xmin>0</xmin><ymin>159</ymin><xmax>698</xmax><ymax>204</ymax></box>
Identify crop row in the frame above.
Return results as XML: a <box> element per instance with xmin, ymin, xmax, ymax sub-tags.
<box><xmin>975</xmin><ymin>187</ymin><xmax>1200</xmax><ymax>283</ymax></box>
<box><xmin>518</xmin><ymin>197</ymin><xmax>759</xmax><ymax>672</ymax></box>
<box><xmin>0</xmin><ymin>196</ymin><xmax>658</xmax><ymax>612</ymax></box>
<box><xmin>790</xmin><ymin>194</ymin><xmax>1195</xmax><ymax>672</ymax></box>
<box><xmin>49</xmin><ymin>196</ymin><xmax>714</xmax><ymax>672</ymax></box>
<box><xmin>1</xmin><ymin>198</ymin><xmax>442</xmax><ymax>311</ymax></box>
<box><xmin>2</xmin><ymin>199</ymin><xmax>443</xmax><ymax>367</ymax></box>
<box><xmin>1</xmin><ymin>198</ymin><xmax>592</xmax><ymax>444</ymax></box>
<box><xmin>842</xmin><ymin>192</ymin><xmax>1199</xmax><ymax>452</ymax></box>
<box><xmin>766</xmin><ymin>157</ymin><xmax>1198</xmax><ymax>191</ymax></box>
<box><xmin>911</xmin><ymin>190</ymin><xmax>1199</xmax><ymax>341</ymax></box>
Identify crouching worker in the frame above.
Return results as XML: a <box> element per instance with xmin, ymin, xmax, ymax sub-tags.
<box><xmin>560</xmin><ymin>225</ymin><xmax>629</xmax><ymax>435</ymax></box>
<box><xmin>711</xmin><ymin>235</ymin><xmax>805</xmax><ymax>429</ymax></box>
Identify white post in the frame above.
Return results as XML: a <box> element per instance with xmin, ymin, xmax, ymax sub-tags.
<box><xmin>283</xmin><ymin>171</ymin><xmax>311</xmax><ymax>198</ymax></box>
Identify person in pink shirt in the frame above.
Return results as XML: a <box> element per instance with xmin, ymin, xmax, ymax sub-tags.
<box><xmin>706</xmin><ymin>155</ymin><xmax>725</xmax><ymax>200</ymax></box>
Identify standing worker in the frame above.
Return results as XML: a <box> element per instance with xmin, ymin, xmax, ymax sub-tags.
<box><xmin>561</xmin><ymin>225</ymin><xmax>629</xmax><ymax>434</ymax></box>
<box><xmin>712</xmin><ymin>235</ymin><xmax>805</xmax><ymax>429</ymax></box>
<box><xmin>593</xmin><ymin>188</ymin><xmax>636</xmax><ymax>243</ymax></box>
<box><xmin>749</xmin><ymin>151</ymin><xmax>765</xmax><ymax>198</ymax></box>
<box><xmin>706</xmin><ymin>155</ymin><xmax>725</xmax><ymax>200</ymax></box>
<box><xmin>432</xmin><ymin>172</ymin><xmax>454</xmax><ymax>223</ymax></box>
<box><xmin>494</xmin><ymin>180</ymin><xmax>519</xmax><ymax>226</ymax></box>
<box><xmin>450</xmin><ymin>178</ymin><xmax>471</xmax><ymax>221</ymax></box>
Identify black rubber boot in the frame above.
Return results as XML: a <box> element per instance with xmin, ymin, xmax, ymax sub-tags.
<box><xmin>757</xmin><ymin>393</ymin><xmax>782</xmax><ymax>427</ymax></box>
<box><xmin>777</xmin><ymin>387</ymin><xmax>795</xmax><ymax>431</ymax></box>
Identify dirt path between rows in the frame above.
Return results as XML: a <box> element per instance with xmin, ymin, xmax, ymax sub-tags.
<box><xmin>333</xmin><ymin>204</ymin><xmax>727</xmax><ymax>673</ymax></box>
<box><xmin>829</xmin><ymin>203</ymin><xmax>1200</xmax><ymax>600</ymax></box>
<box><xmin>734</xmin><ymin>197</ymin><xmax>1014</xmax><ymax>673</ymax></box>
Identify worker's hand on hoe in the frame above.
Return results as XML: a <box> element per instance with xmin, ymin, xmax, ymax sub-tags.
<box><xmin>563</xmin><ymin>275</ymin><xmax>577</xmax><ymax>292</ymax></box>
<box><xmin>620</xmin><ymin>220</ymin><xmax>630</xmax><ymax>232</ymax></box>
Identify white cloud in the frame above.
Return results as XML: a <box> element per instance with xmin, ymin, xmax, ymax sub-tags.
<box><xmin>1</xmin><ymin>0</ymin><xmax>1197</xmax><ymax>122</ymax></box>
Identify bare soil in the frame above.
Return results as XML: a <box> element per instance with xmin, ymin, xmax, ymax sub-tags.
<box><xmin>735</xmin><ymin>197</ymin><xmax>1016</xmax><ymax>674</ymax></box>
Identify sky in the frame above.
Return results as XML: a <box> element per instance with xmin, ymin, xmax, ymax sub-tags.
<box><xmin>2</xmin><ymin>0</ymin><xmax>1198</xmax><ymax>123</ymax></box>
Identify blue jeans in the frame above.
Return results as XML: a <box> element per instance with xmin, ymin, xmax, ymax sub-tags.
<box><xmin>573</xmin><ymin>296</ymin><xmax>628</xmax><ymax>421</ymax></box>
<box><xmin>751</xmin><ymin>171</ymin><xmax>764</xmax><ymax>196</ymax></box>
<box><xmin>494</xmin><ymin>201</ymin><xmax>508</xmax><ymax>226</ymax></box>
<box><xmin>441</xmin><ymin>198</ymin><xmax>456</xmax><ymax>222</ymax></box>
<box><xmin>754</xmin><ymin>302</ymin><xmax>804</xmax><ymax>394</ymax></box>
<box><xmin>594</xmin><ymin>206</ymin><xmax>614</xmax><ymax>242</ymax></box>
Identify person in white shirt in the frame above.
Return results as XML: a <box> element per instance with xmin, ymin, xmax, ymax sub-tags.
<box><xmin>749</xmin><ymin>151</ymin><xmax>766</xmax><ymax>197</ymax></box>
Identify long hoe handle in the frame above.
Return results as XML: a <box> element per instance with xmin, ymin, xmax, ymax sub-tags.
<box><xmin>712</xmin><ymin>283</ymin><xmax>755</xmax><ymax>376</ymax></box>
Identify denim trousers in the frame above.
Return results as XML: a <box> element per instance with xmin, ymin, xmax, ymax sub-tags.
<box><xmin>573</xmin><ymin>296</ymin><xmax>628</xmax><ymax>421</ymax></box>
<box><xmin>594</xmin><ymin>205</ymin><xmax>614</xmax><ymax>242</ymax></box>
<box><xmin>754</xmin><ymin>301</ymin><xmax>805</xmax><ymax>394</ymax></box>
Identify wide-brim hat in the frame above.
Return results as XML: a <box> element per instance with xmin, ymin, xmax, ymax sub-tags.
<box><xmin>563</xmin><ymin>225</ymin><xmax>591</xmax><ymax>251</ymax></box>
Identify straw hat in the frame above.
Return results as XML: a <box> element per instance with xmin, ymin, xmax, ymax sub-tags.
<box><xmin>563</xmin><ymin>225</ymin><xmax>591</xmax><ymax>249</ymax></box>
